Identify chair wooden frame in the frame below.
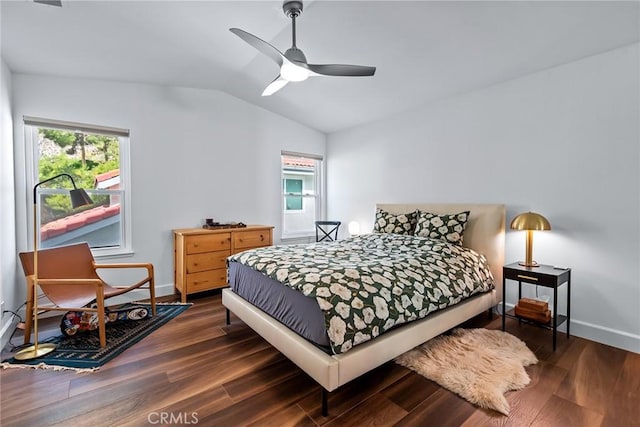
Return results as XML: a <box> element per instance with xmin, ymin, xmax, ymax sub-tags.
<box><xmin>19</xmin><ymin>242</ymin><xmax>156</xmax><ymax>348</ymax></box>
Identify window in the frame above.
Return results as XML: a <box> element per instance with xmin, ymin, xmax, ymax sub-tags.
<box><xmin>281</xmin><ymin>152</ymin><xmax>323</xmax><ymax>238</ymax></box>
<box><xmin>24</xmin><ymin>117</ymin><xmax>132</xmax><ymax>256</ymax></box>
<box><xmin>284</xmin><ymin>178</ymin><xmax>303</xmax><ymax>210</ymax></box>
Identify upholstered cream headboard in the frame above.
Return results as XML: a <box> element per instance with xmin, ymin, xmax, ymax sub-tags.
<box><xmin>376</xmin><ymin>203</ymin><xmax>505</xmax><ymax>302</ymax></box>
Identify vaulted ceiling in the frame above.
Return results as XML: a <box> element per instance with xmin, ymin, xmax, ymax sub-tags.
<box><xmin>2</xmin><ymin>1</ymin><xmax>638</xmax><ymax>133</ymax></box>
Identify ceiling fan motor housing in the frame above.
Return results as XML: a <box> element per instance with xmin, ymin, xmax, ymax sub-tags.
<box><xmin>283</xmin><ymin>1</ymin><xmax>303</xmax><ymax>18</ymax></box>
<box><xmin>284</xmin><ymin>47</ymin><xmax>307</xmax><ymax>63</ymax></box>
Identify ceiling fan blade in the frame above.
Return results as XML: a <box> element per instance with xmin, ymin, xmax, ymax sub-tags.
<box><xmin>34</xmin><ymin>0</ymin><xmax>62</xmax><ymax>6</ymax></box>
<box><xmin>306</xmin><ymin>64</ymin><xmax>376</xmax><ymax>77</ymax></box>
<box><xmin>229</xmin><ymin>28</ymin><xmax>285</xmax><ymax>67</ymax></box>
<box><xmin>262</xmin><ymin>76</ymin><xmax>289</xmax><ymax>96</ymax></box>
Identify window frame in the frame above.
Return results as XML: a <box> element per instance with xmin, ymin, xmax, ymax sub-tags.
<box><xmin>281</xmin><ymin>151</ymin><xmax>324</xmax><ymax>239</ymax></box>
<box><xmin>24</xmin><ymin>117</ymin><xmax>133</xmax><ymax>257</ymax></box>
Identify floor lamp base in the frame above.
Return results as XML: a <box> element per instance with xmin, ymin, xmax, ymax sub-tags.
<box><xmin>14</xmin><ymin>343</ymin><xmax>57</xmax><ymax>360</ymax></box>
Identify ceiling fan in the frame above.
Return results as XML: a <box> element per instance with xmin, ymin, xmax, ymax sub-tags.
<box><xmin>230</xmin><ymin>0</ymin><xmax>376</xmax><ymax>96</ymax></box>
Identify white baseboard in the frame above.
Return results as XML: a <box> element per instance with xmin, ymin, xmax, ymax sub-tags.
<box><xmin>0</xmin><ymin>312</ymin><xmax>21</xmax><ymax>351</ymax></box>
<box><xmin>498</xmin><ymin>302</ymin><xmax>639</xmax><ymax>354</ymax></box>
<box><xmin>279</xmin><ymin>236</ymin><xmax>316</xmax><ymax>245</ymax></box>
<box><xmin>570</xmin><ymin>319</ymin><xmax>640</xmax><ymax>354</ymax></box>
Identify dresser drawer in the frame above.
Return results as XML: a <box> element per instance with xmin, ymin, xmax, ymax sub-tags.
<box><xmin>186</xmin><ymin>233</ymin><xmax>231</xmax><ymax>254</ymax></box>
<box><xmin>186</xmin><ymin>250</ymin><xmax>228</xmax><ymax>273</ymax></box>
<box><xmin>186</xmin><ymin>269</ymin><xmax>228</xmax><ymax>292</ymax></box>
<box><xmin>233</xmin><ymin>229</ymin><xmax>271</xmax><ymax>250</ymax></box>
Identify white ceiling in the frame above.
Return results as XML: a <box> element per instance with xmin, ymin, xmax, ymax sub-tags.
<box><xmin>2</xmin><ymin>0</ymin><xmax>638</xmax><ymax>134</ymax></box>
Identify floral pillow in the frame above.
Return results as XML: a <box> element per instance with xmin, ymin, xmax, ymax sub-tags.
<box><xmin>373</xmin><ymin>208</ymin><xmax>417</xmax><ymax>235</ymax></box>
<box><xmin>414</xmin><ymin>211</ymin><xmax>470</xmax><ymax>246</ymax></box>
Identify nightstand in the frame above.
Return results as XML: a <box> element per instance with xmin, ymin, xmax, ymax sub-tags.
<box><xmin>501</xmin><ymin>262</ymin><xmax>571</xmax><ymax>350</ymax></box>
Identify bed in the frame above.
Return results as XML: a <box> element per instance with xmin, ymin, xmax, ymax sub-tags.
<box><xmin>222</xmin><ymin>203</ymin><xmax>505</xmax><ymax>415</ymax></box>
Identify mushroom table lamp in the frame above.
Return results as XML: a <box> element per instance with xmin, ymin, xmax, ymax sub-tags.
<box><xmin>510</xmin><ymin>211</ymin><xmax>551</xmax><ymax>267</ymax></box>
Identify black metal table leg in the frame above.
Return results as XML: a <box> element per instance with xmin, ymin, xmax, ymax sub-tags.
<box><xmin>517</xmin><ymin>280</ymin><xmax>523</xmax><ymax>323</ymax></box>
<box><xmin>321</xmin><ymin>388</ymin><xmax>328</xmax><ymax>417</ymax></box>
<box><xmin>502</xmin><ymin>276</ymin><xmax>506</xmax><ymax>331</ymax></box>
<box><xmin>553</xmin><ymin>286</ymin><xmax>558</xmax><ymax>351</ymax></box>
<box><xmin>567</xmin><ymin>270</ymin><xmax>571</xmax><ymax>339</ymax></box>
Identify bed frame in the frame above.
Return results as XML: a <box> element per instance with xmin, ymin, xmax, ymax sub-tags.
<box><xmin>222</xmin><ymin>203</ymin><xmax>505</xmax><ymax>415</ymax></box>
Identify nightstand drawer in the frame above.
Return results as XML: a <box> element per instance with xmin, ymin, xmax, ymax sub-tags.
<box><xmin>504</xmin><ymin>269</ymin><xmax>556</xmax><ymax>286</ymax></box>
<box><xmin>503</xmin><ymin>263</ymin><xmax>570</xmax><ymax>286</ymax></box>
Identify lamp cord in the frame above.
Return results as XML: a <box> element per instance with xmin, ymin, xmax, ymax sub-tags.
<box><xmin>2</xmin><ymin>302</ymin><xmax>30</xmax><ymax>352</ymax></box>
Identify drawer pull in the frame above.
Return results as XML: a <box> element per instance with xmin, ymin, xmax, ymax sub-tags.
<box><xmin>260</xmin><ymin>235</ymin><xmax>264</xmax><ymax>241</ymax></box>
<box><xmin>517</xmin><ymin>274</ymin><xmax>538</xmax><ymax>281</ymax></box>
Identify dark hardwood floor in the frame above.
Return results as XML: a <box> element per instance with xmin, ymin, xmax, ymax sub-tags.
<box><xmin>1</xmin><ymin>292</ymin><xmax>638</xmax><ymax>426</ymax></box>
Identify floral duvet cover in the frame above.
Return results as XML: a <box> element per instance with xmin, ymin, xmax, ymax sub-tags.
<box><xmin>229</xmin><ymin>233</ymin><xmax>494</xmax><ymax>354</ymax></box>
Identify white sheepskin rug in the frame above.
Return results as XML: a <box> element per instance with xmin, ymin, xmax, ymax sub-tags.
<box><xmin>395</xmin><ymin>328</ymin><xmax>538</xmax><ymax>415</ymax></box>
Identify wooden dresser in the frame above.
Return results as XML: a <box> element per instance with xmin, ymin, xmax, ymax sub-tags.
<box><xmin>173</xmin><ymin>225</ymin><xmax>273</xmax><ymax>302</ymax></box>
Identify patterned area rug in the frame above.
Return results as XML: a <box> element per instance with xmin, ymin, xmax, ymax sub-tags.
<box><xmin>1</xmin><ymin>303</ymin><xmax>190</xmax><ymax>372</ymax></box>
<box><xmin>395</xmin><ymin>328</ymin><xmax>538</xmax><ymax>415</ymax></box>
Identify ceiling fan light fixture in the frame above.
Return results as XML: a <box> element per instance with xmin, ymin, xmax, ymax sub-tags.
<box><xmin>280</xmin><ymin>62</ymin><xmax>309</xmax><ymax>82</ymax></box>
<box><xmin>262</xmin><ymin>78</ymin><xmax>288</xmax><ymax>96</ymax></box>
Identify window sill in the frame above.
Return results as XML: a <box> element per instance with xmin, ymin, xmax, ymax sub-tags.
<box><xmin>92</xmin><ymin>249</ymin><xmax>135</xmax><ymax>259</ymax></box>
<box><xmin>280</xmin><ymin>235</ymin><xmax>315</xmax><ymax>245</ymax></box>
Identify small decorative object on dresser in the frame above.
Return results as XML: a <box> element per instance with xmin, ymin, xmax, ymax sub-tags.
<box><xmin>173</xmin><ymin>225</ymin><xmax>273</xmax><ymax>302</ymax></box>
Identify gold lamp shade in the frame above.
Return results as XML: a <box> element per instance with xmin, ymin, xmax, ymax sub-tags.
<box><xmin>510</xmin><ymin>211</ymin><xmax>551</xmax><ymax>267</ymax></box>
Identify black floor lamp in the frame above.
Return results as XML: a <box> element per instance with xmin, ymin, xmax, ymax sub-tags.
<box><xmin>14</xmin><ymin>173</ymin><xmax>93</xmax><ymax>360</ymax></box>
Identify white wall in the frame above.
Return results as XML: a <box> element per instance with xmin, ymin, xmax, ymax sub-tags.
<box><xmin>327</xmin><ymin>44</ymin><xmax>640</xmax><ymax>353</ymax></box>
<box><xmin>0</xmin><ymin>58</ymin><xmax>18</xmax><ymax>349</ymax></box>
<box><xmin>10</xmin><ymin>74</ymin><xmax>325</xmax><ymax>315</ymax></box>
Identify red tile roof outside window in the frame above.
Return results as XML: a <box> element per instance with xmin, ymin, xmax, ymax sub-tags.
<box><xmin>95</xmin><ymin>169</ymin><xmax>120</xmax><ymax>190</ymax></box>
<box><xmin>40</xmin><ymin>204</ymin><xmax>121</xmax><ymax>241</ymax></box>
<box><xmin>41</xmin><ymin>168</ymin><xmax>121</xmax><ymax>242</ymax></box>
<box><xmin>283</xmin><ymin>157</ymin><xmax>315</xmax><ymax>168</ymax></box>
